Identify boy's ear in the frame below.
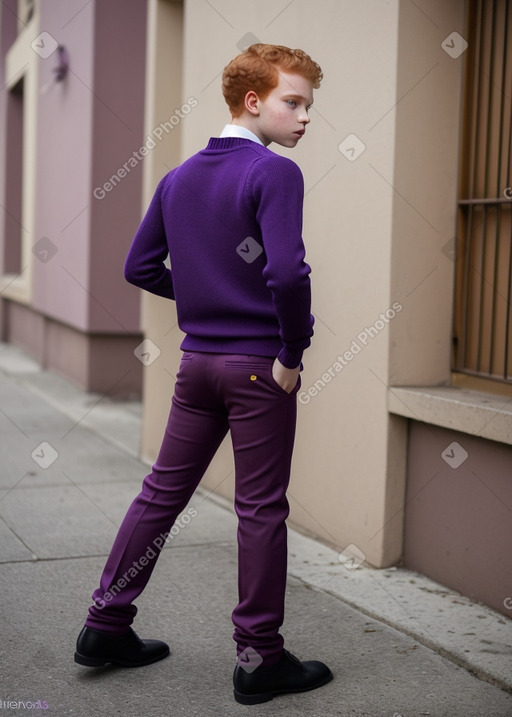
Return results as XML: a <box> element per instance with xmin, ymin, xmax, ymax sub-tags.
<box><xmin>244</xmin><ymin>90</ymin><xmax>260</xmax><ymax>116</ymax></box>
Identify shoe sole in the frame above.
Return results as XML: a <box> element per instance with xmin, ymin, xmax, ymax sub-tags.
<box><xmin>74</xmin><ymin>646</ymin><xmax>170</xmax><ymax>668</ymax></box>
<box><xmin>233</xmin><ymin>670</ymin><xmax>333</xmax><ymax>705</ymax></box>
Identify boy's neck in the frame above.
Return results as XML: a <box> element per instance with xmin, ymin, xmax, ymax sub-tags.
<box><xmin>230</xmin><ymin>117</ymin><xmax>269</xmax><ymax>146</ymax></box>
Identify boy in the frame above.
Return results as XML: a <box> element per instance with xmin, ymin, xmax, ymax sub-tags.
<box><xmin>75</xmin><ymin>43</ymin><xmax>332</xmax><ymax>705</ymax></box>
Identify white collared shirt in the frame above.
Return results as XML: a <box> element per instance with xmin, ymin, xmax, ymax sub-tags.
<box><xmin>219</xmin><ymin>123</ymin><xmax>264</xmax><ymax>146</ymax></box>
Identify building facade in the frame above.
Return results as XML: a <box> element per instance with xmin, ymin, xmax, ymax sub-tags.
<box><xmin>1</xmin><ymin>0</ymin><xmax>510</xmax><ymax>618</ymax></box>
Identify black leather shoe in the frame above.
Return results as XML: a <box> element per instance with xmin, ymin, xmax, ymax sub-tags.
<box><xmin>74</xmin><ymin>626</ymin><xmax>170</xmax><ymax>668</ymax></box>
<box><xmin>233</xmin><ymin>649</ymin><xmax>333</xmax><ymax>704</ymax></box>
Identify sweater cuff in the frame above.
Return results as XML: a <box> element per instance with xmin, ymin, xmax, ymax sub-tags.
<box><xmin>277</xmin><ymin>346</ymin><xmax>303</xmax><ymax>369</ymax></box>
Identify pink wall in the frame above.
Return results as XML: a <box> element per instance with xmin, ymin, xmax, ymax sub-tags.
<box><xmin>404</xmin><ymin>422</ymin><xmax>512</xmax><ymax>618</ymax></box>
<box><xmin>0</xmin><ymin>0</ymin><xmax>20</xmax><ymax>277</ymax></box>
<box><xmin>32</xmin><ymin>0</ymin><xmax>146</xmax><ymax>333</ymax></box>
<box><xmin>89</xmin><ymin>0</ymin><xmax>147</xmax><ymax>332</ymax></box>
<box><xmin>32</xmin><ymin>0</ymin><xmax>95</xmax><ymax>329</ymax></box>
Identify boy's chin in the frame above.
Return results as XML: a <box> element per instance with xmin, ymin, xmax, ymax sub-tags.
<box><xmin>273</xmin><ymin>137</ymin><xmax>300</xmax><ymax>149</ymax></box>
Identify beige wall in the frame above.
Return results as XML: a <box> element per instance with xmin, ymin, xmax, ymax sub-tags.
<box><xmin>389</xmin><ymin>0</ymin><xmax>465</xmax><ymax>386</ymax></box>
<box><xmin>138</xmin><ymin>0</ymin><xmax>185</xmax><ymax>460</ymax></box>
<box><xmin>139</xmin><ymin>0</ymin><xmax>466</xmax><ymax>568</ymax></box>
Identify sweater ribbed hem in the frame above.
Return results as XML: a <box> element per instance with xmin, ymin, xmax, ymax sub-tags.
<box><xmin>180</xmin><ymin>334</ymin><xmax>282</xmax><ymax>358</ymax></box>
<box><xmin>180</xmin><ymin>335</ymin><xmax>305</xmax><ymax>367</ymax></box>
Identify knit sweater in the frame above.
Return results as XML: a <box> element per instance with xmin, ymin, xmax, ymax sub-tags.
<box><xmin>124</xmin><ymin>137</ymin><xmax>314</xmax><ymax>368</ymax></box>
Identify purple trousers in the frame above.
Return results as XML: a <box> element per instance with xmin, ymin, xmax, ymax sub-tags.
<box><xmin>85</xmin><ymin>352</ymin><xmax>300</xmax><ymax>665</ymax></box>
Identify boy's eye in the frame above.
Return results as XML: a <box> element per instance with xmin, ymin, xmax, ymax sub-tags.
<box><xmin>286</xmin><ymin>100</ymin><xmax>297</xmax><ymax>108</ymax></box>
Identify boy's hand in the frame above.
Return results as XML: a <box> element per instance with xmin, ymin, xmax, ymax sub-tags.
<box><xmin>272</xmin><ymin>358</ymin><xmax>300</xmax><ymax>394</ymax></box>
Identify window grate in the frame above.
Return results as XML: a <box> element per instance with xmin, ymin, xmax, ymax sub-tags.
<box><xmin>454</xmin><ymin>0</ymin><xmax>512</xmax><ymax>383</ymax></box>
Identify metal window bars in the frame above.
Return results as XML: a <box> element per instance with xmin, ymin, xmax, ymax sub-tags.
<box><xmin>454</xmin><ymin>0</ymin><xmax>512</xmax><ymax>383</ymax></box>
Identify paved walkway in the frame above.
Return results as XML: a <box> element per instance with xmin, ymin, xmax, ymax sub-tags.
<box><xmin>1</xmin><ymin>342</ymin><xmax>511</xmax><ymax>716</ymax></box>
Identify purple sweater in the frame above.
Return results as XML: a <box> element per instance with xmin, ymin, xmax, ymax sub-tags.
<box><xmin>124</xmin><ymin>137</ymin><xmax>313</xmax><ymax>368</ymax></box>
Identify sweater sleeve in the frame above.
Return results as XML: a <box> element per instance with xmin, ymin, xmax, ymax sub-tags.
<box><xmin>250</xmin><ymin>155</ymin><xmax>314</xmax><ymax>368</ymax></box>
<box><xmin>124</xmin><ymin>177</ymin><xmax>175</xmax><ymax>300</ymax></box>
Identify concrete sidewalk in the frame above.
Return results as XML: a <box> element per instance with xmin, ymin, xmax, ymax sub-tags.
<box><xmin>0</xmin><ymin>342</ymin><xmax>511</xmax><ymax>717</ymax></box>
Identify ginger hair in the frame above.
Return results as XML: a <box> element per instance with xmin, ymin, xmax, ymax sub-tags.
<box><xmin>222</xmin><ymin>44</ymin><xmax>323</xmax><ymax>118</ymax></box>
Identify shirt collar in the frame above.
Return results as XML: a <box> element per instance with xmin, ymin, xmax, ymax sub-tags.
<box><xmin>219</xmin><ymin>124</ymin><xmax>264</xmax><ymax>146</ymax></box>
